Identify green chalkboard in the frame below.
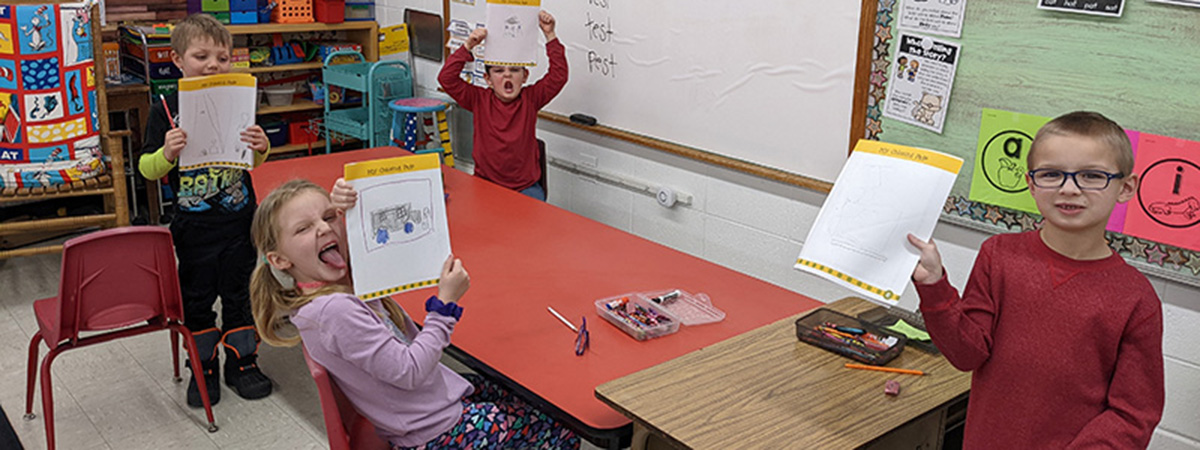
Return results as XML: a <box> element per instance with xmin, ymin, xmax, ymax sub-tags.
<box><xmin>864</xmin><ymin>0</ymin><xmax>1200</xmax><ymax>285</ymax></box>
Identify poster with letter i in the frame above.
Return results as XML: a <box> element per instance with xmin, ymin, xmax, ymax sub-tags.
<box><xmin>344</xmin><ymin>153</ymin><xmax>452</xmax><ymax>300</ymax></box>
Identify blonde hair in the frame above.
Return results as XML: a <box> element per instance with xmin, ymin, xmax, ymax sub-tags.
<box><xmin>250</xmin><ymin>179</ymin><xmax>410</xmax><ymax>347</ymax></box>
<box><xmin>171</xmin><ymin>14</ymin><xmax>232</xmax><ymax>55</ymax></box>
<box><xmin>1029</xmin><ymin>111</ymin><xmax>1134</xmax><ymax>176</ymax></box>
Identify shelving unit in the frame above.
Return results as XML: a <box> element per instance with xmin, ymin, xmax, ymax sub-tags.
<box><xmin>321</xmin><ymin>51</ymin><xmax>412</xmax><ymax>153</ymax></box>
<box><xmin>259</xmin><ymin>99</ymin><xmax>323</xmax><ymax>115</ymax></box>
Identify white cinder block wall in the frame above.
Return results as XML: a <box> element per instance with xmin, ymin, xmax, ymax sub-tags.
<box><xmin>377</xmin><ymin>3</ymin><xmax>1199</xmax><ymax>447</ymax></box>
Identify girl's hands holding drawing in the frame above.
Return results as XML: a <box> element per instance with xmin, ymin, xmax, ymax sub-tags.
<box><xmin>907</xmin><ymin>234</ymin><xmax>944</xmax><ymax>285</ymax></box>
<box><xmin>438</xmin><ymin>255</ymin><xmax>470</xmax><ymax>303</ymax></box>
<box><xmin>466</xmin><ymin>28</ymin><xmax>487</xmax><ymax>50</ymax></box>
<box><xmin>242</xmin><ymin>125</ymin><xmax>270</xmax><ymax>153</ymax></box>
<box><xmin>163</xmin><ymin>128</ymin><xmax>187</xmax><ymax>163</ymax></box>
<box><xmin>330</xmin><ymin>178</ymin><xmax>357</xmax><ymax>211</ymax></box>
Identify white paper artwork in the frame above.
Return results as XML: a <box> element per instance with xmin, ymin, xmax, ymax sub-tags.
<box><xmin>344</xmin><ymin>153</ymin><xmax>451</xmax><ymax>300</ymax></box>
<box><xmin>177</xmin><ymin>73</ymin><xmax>257</xmax><ymax>171</ymax></box>
<box><xmin>795</xmin><ymin>140</ymin><xmax>963</xmax><ymax>307</ymax></box>
<box><xmin>482</xmin><ymin>0</ymin><xmax>540</xmax><ymax>67</ymax></box>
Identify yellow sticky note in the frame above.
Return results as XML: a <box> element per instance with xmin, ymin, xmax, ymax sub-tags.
<box><xmin>886</xmin><ymin>319</ymin><xmax>931</xmax><ymax>341</ymax></box>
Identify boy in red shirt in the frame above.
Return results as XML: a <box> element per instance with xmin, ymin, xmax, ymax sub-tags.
<box><xmin>908</xmin><ymin>111</ymin><xmax>1164</xmax><ymax>448</ymax></box>
<box><xmin>438</xmin><ymin>11</ymin><xmax>567</xmax><ymax>201</ymax></box>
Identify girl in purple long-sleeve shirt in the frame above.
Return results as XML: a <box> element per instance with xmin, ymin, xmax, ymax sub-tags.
<box><xmin>249</xmin><ymin>179</ymin><xmax>579</xmax><ymax>449</ymax></box>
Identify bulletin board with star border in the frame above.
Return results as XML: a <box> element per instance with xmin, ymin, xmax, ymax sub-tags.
<box><xmin>861</xmin><ymin>0</ymin><xmax>1200</xmax><ymax>286</ymax></box>
<box><xmin>0</xmin><ymin>2</ymin><xmax>101</xmax><ymax>181</ymax></box>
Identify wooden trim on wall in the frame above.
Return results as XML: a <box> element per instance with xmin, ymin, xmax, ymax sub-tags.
<box><xmin>443</xmin><ymin>0</ymin><xmax>451</xmax><ymax>61</ymax></box>
<box><xmin>850</xmin><ymin>0</ymin><xmax>878</xmax><ymax>155</ymax></box>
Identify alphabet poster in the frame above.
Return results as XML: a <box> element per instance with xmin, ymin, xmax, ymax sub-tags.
<box><xmin>343</xmin><ymin>153</ymin><xmax>451</xmax><ymax>300</ymax></box>
<box><xmin>882</xmin><ymin>33</ymin><xmax>960</xmax><ymax>134</ymax></box>
<box><xmin>0</xmin><ymin>2</ymin><xmax>100</xmax><ymax>168</ymax></box>
<box><xmin>177</xmin><ymin>73</ymin><xmax>257</xmax><ymax>171</ymax></box>
<box><xmin>1124</xmin><ymin>134</ymin><xmax>1200</xmax><ymax>251</ymax></box>
<box><xmin>969</xmin><ymin>108</ymin><xmax>1140</xmax><ymax>233</ymax></box>
<box><xmin>796</xmin><ymin>140</ymin><xmax>963</xmax><ymax>306</ymax></box>
<box><xmin>482</xmin><ymin>0</ymin><xmax>540</xmax><ymax>67</ymax></box>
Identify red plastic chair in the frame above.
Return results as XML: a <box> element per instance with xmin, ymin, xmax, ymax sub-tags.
<box><xmin>302</xmin><ymin>346</ymin><xmax>390</xmax><ymax>450</ymax></box>
<box><xmin>23</xmin><ymin>226</ymin><xmax>218</xmax><ymax>450</ymax></box>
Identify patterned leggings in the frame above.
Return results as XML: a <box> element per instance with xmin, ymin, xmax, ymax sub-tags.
<box><xmin>394</xmin><ymin>374</ymin><xmax>581</xmax><ymax>450</ymax></box>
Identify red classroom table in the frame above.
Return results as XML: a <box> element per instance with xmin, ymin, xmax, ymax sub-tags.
<box><xmin>252</xmin><ymin>147</ymin><xmax>824</xmax><ymax>448</ymax></box>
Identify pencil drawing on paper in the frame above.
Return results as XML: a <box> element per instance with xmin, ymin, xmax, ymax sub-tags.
<box><xmin>828</xmin><ymin>162</ymin><xmax>907</xmax><ymax>263</ymax></box>
<box><xmin>186</xmin><ymin>93</ymin><xmax>253</xmax><ymax>159</ymax></box>
<box><xmin>360</xmin><ymin>179</ymin><xmax>435</xmax><ymax>253</ymax></box>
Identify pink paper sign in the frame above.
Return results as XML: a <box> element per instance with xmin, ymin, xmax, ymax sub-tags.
<box><xmin>1106</xmin><ymin>129</ymin><xmax>1139</xmax><ymax>233</ymax></box>
<box><xmin>1123</xmin><ymin>133</ymin><xmax>1200</xmax><ymax>252</ymax></box>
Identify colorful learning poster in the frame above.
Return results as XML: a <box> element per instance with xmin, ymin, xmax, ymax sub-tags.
<box><xmin>882</xmin><ymin>33</ymin><xmax>960</xmax><ymax>134</ymax></box>
<box><xmin>1038</xmin><ymin>0</ymin><xmax>1124</xmax><ymax>17</ymax></box>
<box><xmin>344</xmin><ymin>153</ymin><xmax>451</xmax><ymax>300</ymax></box>
<box><xmin>898</xmin><ymin>0</ymin><xmax>967</xmax><ymax>38</ymax></box>
<box><xmin>968</xmin><ymin>108</ymin><xmax>1049</xmax><ymax>215</ymax></box>
<box><xmin>482</xmin><ymin>0</ymin><xmax>540</xmax><ymax>67</ymax></box>
<box><xmin>177</xmin><ymin>73</ymin><xmax>257</xmax><ymax>171</ymax></box>
<box><xmin>796</xmin><ymin>140</ymin><xmax>963</xmax><ymax>307</ymax></box>
<box><xmin>380</xmin><ymin>23</ymin><xmax>411</xmax><ymax>60</ymax></box>
<box><xmin>0</xmin><ymin>2</ymin><xmax>101</xmax><ymax>169</ymax></box>
<box><xmin>1123</xmin><ymin>133</ymin><xmax>1200</xmax><ymax>251</ymax></box>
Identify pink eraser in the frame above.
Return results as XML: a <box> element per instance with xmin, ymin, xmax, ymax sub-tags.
<box><xmin>884</xmin><ymin>379</ymin><xmax>901</xmax><ymax>396</ymax></box>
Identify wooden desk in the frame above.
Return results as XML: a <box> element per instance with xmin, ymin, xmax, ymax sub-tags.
<box><xmin>596</xmin><ymin>297</ymin><xmax>972</xmax><ymax>449</ymax></box>
<box><xmin>251</xmin><ymin>148</ymin><xmax>827</xmax><ymax>449</ymax></box>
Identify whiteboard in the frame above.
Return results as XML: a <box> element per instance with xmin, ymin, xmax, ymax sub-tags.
<box><xmin>449</xmin><ymin>0</ymin><xmax>863</xmax><ymax>184</ymax></box>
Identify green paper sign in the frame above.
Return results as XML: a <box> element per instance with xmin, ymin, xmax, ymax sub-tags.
<box><xmin>968</xmin><ymin>108</ymin><xmax>1052</xmax><ymax>214</ymax></box>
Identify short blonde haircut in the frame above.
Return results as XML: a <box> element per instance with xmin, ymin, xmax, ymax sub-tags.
<box><xmin>1029</xmin><ymin>111</ymin><xmax>1134</xmax><ymax>176</ymax></box>
<box><xmin>171</xmin><ymin>13</ymin><xmax>232</xmax><ymax>55</ymax></box>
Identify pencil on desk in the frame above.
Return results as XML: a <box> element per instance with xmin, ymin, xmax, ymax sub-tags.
<box><xmin>547</xmin><ymin>306</ymin><xmax>578</xmax><ymax>333</ymax></box>
<box><xmin>844</xmin><ymin>363</ymin><xmax>925</xmax><ymax>376</ymax></box>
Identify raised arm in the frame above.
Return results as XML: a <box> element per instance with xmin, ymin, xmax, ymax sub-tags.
<box><xmin>910</xmin><ymin>235</ymin><xmax>999</xmax><ymax>371</ymax></box>
<box><xmin>438</xmin><ymin>28</ymin><xmax>487</xmax><ymax>111</ymax></box>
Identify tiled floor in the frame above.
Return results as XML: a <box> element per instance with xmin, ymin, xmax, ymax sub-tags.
<box><xmin>0</xmin><ymin>246</ymin><xmax>607</xmax><ymax>450</ymax></box>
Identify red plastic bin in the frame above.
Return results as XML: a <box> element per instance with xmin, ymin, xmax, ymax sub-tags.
<box><xmin>314</xmin><ymin>0</ymin><xmax>344</xmax><ymax>23</ymax></box>
<box><xmin>288</xmin><ymin>118</ymin><xmax>321</xmax><ymax>145</ymax></box>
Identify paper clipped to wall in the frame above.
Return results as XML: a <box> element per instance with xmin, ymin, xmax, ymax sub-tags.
<box><xmin>483</xmin><ymin>0</ymin><xmax>540</xmax><ymax>67</ymax></box>
<box><xmin>177</xmin><ymin>73</ymin><xmax>257</xmax><ymax>171</ymax></box>
<box><xmin>796</xmin><ymin>140</ymin><xmax>963</xmax><ymax>307</ymax></box>
<box><xmin>344</xmin><ymin>153</ymin><xmax>451</xmax><ymax>300</ymax></box>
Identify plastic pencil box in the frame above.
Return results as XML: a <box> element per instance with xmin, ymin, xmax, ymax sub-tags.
<box><xmin>794</xmin><ymin>308</ymin><xmax>907</xmax><ymax>365</ymax></box>
<box><xmin>595</xmin><ymin>289</ymin><xmax>725</xmax><ymax>341</ymax></box>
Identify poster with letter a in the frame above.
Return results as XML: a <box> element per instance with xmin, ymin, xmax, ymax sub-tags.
<box><xmin>344</xmin><ymin>153</ymin><xmax>451</xmax><ymax>300</ymax></box>
<box><xmin>483</xmin><ymin>0</ymin><xmax>540</xmax><ymax>67</ymax></box>
<box><xmin>177</xmin><ymin>73</ymin><xmax>257</xmax><ymax>171</ymax></box>
<box><xmin>796</xmin><ymin>140</ymin><xmax>963</xmax><ymax>307</ymax></box>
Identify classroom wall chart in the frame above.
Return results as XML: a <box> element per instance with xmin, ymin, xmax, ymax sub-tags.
<box><xmin>343</xmin><ymin>153</ymin><xmax>451</xmax><ymax>301</ymax></box>
<box><xmin>0</xmin><ymin>2</ymin><xmax>102</xmax><ymax>189</ymax></box>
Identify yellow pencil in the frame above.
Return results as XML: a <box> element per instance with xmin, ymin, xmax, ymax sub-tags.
<box><xmin>844</xmin><ymin>363</ymin><xmax>925</xmax><ymax>376</ymax></box>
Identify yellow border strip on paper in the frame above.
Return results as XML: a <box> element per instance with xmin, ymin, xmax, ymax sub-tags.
<box><xmin>479</xmin><ymin>59</ymin><xmax>537</xmax><ymax>67</ymax></box>
<box><xmin>852</xmin><ymin>139</ymin><xmax>964</xmax><ymax>174</ymax></box>
<box><xmin>178</xmin><ymin>161</ymin><xmax>253</xmax><ymax>171</ymax></box>
<box><xmin>178</xmin><ymin>73</ymin><xmax>257</xmax><ymax>91</ymax></box>
<box><xmin>487</xmin><ymin>0</ymin><xmax>540</xmax><ymax>6</ymax></box>
<box><xmin>796</xmin><ymin>258</ymin><xmax>900</xmax><ymax>302</ymax></box>
<box><xmin>344</xmin><ymin>152</ymin><xmax>440</xmax><ymax>181</ymax></box>
<box><xmin>360</xmin><ymin>278</ymin><xmax>440</xmax><ymax>301</ymax></box>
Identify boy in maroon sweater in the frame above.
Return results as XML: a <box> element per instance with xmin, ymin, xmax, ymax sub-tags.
<box><xmin>908</xmin><ymin>111</ymin><xmax>1164</xmax><ymax>448</ymax></box>
<box><xmin>438</xmin><ymin>11</ymin><xmax>568</xmax><ymax>201</ymax></box>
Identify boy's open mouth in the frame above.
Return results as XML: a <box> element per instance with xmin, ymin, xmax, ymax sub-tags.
<box><xmin>504</xmin><ymin>81</ymin><xmax>514</xmax><ymax>92</ymax></box>
<box><xmin>319</xmin><ymin>242</ymin><xmax>346</xmax><ymax>269</ymax></box>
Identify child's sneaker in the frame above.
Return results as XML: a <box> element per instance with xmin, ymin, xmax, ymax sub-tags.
<box><xmin>222</xmin><ymin>326</ymin><xmax>274</xmax><ymax>399</ymax></box>
<box><xmin>186</xmin><ymin>328</ymin><xmax>222</xmax><ymax>407</ymax></box>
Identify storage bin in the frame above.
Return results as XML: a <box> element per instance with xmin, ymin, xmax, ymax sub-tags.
<box><xmin>794</xmin><ymin>308</ymin><xmax>907</xmax><ymax>365</ymax></box>
<box><xmin>272</xmin><ymin>0</ymin><xmax>314</xmax><ymax>23</ymax></box>
<box><xmin>230</xmin><ymin>11</ymin><xmax>257</xmax><ymax>24</ymax></box>
<box><xmin>261</xmin><ymin>119</ymin><xmax>289</xmax><ymax>147</ymax></box>
<box><xmin>344</xmin><ymin>2</ymin><xmax>373</xmax><ymax>21</ymax></box>
<box><xmin>213</xmin><ymin>12</ymin><xmax>231</xmax><ymax>24</ymax></box>
<box><xmin>264</xmin><ymin>86</ymin><xmax>295</xmax><ymax>106</ymax></box>
<box><xmin>595</xmin><ymin>289</ymin><xmax>725</xmax><ymax>341</ymax></box>
<box><xmin>288</xmin><ymin>118</ymin><xmax>320</xmax><ymax>145</ymax></box>
<box><xmin>314</xmin><ymin>0</ymin><xmax>344</xmax><ymax>23</ymax></box>
<box><xmin>201</xmin><ymin>0</ymin><xmax>229</xmax><ymax>12</ymax></box>
<box><xmin>230</xmin><ymin>0</ymin><xmax>256</xmax><ymax>11</ymax></box>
